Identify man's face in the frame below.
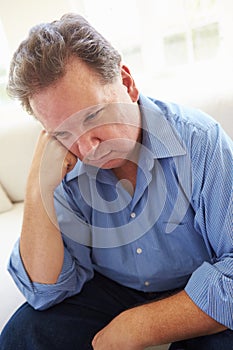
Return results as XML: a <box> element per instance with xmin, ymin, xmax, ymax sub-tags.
<box><xmin>30</xmin><ymin>59</ymin><xmax>141</xmax><ymax>169</ymax></box>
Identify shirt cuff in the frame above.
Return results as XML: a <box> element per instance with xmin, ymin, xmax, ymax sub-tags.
<box><xmin>185</xmin><ymin>261</ymin><xmax>233</xmax><ymax>330</ymax></box>
<box><xmin>8</xmin><ymin>240</ymin><xmax>80</xmax><ymax>310</ymax></box>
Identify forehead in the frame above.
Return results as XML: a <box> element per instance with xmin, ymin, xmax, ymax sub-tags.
<box><xmin>29</xmin><ymin>60</ymin><xmax>112</xmax><ymax>130</ymax></box>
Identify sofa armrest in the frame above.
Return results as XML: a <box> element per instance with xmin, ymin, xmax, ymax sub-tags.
<box><xmin>0</xmin><ymin>118</ymin><xmax>42</xmax><ymax>202</ymax></box>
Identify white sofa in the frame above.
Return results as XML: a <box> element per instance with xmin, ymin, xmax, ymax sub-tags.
<box><xmin>0</xmin><ymin>95</ymin><xmax>232</xmax><ymax>349</ymax></box>
<box><xmin>0</xmin><ymin>115</ymin><xmax>42</xmax><ymax>332</ymax></box>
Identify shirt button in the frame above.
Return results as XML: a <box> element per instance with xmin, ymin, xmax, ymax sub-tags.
<box><xmin>130</xmin><ymin>212</ymin><xmax>136</xmax><ymax>218</ymax></box>
<box><xmin>136</xmin><ymin>248</ymin><xmax>142</xmax><ymax>254</ymax></box>
<box><xmin>144</xmin><ymin>281</ymin><xmax>150</xmax><ymax>286</ymax></box>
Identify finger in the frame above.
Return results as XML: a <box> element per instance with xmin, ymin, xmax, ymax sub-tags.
<box><xmin>63</xmin><ymin>152</ymin><xmax>77</xmax><ymax>173</ymax></box>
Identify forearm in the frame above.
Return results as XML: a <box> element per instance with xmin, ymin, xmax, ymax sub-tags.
<box><xmin>128</xmin><ymin>290</ymin><xmax>226</xmax><ymax>347</ymax></box>
<box><xmin>92</xmin><ymin>289</ymin><xmax>227</xmax><ymax>349</ymax></box>
<box><xmin>20</xmin><ymin>179</ymin><xmax>64</xmax><ymax>284</ymax></box>
<box><xmin>19</xmin><ymin>130</ymin><xmax>77</xmax><ymax>285</ymax></box>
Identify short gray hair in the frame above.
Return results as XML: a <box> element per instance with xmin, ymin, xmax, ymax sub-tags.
<box><xmin>7</xmin><ymin>13</ymin><xmax>122</xmax><ymax>114</ymax></box>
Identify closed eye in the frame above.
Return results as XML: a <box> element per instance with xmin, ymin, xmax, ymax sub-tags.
<box><xmin>53</xmin><ymin>131</ymin><xmax>72</xmax><ymax>140</ymax></box>
<box><xmin>83</xmin><ymin>107</ymin><xmax>105</xmax><ymax>124</ymax></box>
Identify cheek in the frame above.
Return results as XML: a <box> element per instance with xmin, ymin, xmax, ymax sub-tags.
<box><xmin>113</xmin><ymin>125</ymin><xmax>139</xmax><ymax>144</ymax></box>
<box><xmin>69</xmin><ymin>144</ymin><xmax>83</xmax><ymax>159</ymax></box>
<box><xmin>59</xmin><ymin>139</ymin><xmax>82</xmax><ymax>160</ymax></box>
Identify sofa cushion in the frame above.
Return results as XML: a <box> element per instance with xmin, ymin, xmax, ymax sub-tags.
<box><xmin>0</xmin><ymin>183</ymin><xmax>13</xmax><ymax>213</ymax></box>
<box><xmin>0</xmin><ymin>202</ymin><xmax>25</xmax><ymax>331</ymax></box>
<box><xmin>0</xmin><ymin>118</ymin><xmax>42</xmax><ymax>202</ymax></box>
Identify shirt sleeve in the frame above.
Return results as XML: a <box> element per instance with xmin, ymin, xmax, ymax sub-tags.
<box><xmin>8</xmin><ymin>238</ymin><xmax>94</xmax><ymax>310</ymax></box>
<box><xmin>185</xmin><ymin>122</ymin><xmax>233</xmax><ymax>329</ymax></box>
<box><xmin>7</xmin><ymin>182</ymin><xmax>94</xmax><ymax>311</ymax></box>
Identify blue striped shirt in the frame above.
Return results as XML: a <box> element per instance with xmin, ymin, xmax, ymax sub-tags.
<box><xmin>8</xmin><ymin>94</ymin><xmax>233</xmax><ymax>329</ymax></box>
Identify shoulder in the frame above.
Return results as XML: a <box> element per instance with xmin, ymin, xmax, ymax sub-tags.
<box><xmin>148</xmin><ymin>97</ymin><xmax>218</xmax><ymax>134</ymax></box>
<box><xmin>143</xmin><ymin>95</ymin><xmax>233</xmax><ymax>164</ymax></box>
<box><xmin>145</xmin><ymin>96</ymin><xmax>226</xmax><ymax>156</ymax></box>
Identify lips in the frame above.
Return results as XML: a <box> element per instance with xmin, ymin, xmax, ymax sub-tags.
<box><xmin>86</xmin><ymin>151</ymin><xmax>112</xmax><ymax>164</ymax></box>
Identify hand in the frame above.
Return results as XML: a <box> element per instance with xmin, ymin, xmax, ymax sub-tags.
<box><xmin>92</xmin><ymin>309</ymin><xmax>145</xmax><ymax>350</ymax></box>
<box><xmin>28</xmin><ymin>130</ymin><xmax>77</xmax><ymax>191</ymax></box>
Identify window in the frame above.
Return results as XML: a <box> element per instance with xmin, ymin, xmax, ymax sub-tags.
<box><xmin>164</xmin><ymin>33</ymin><xmax>188</xmax><ymax>66</ymax></box>
<box><xmin>192</xmin><ymin>22</ymin><xmax>220</xmax><ymax>61</ymax></box>
<box><xmin>161</xmin><ymin>1</ymin><xmax>220</xmax><ymax>67</ymax></box>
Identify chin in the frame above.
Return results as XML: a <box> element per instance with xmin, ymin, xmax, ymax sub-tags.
<box><xmin>91</xmin><ymin>158</ymin><xmax>127</xmax><ymax>169</ymax></box>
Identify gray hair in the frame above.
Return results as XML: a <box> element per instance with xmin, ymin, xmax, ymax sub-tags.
<box><xmin>7</xmin><ymin>13</ymin><xmax>122</xmax><ymax>114</ymax></box>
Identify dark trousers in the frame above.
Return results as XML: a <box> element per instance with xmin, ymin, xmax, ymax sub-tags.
<box><xmin>0</xmin><ymin>273</ymin><xmax>232</xmax><ymax>350</ymax></box>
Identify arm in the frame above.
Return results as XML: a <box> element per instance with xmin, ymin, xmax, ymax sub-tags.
<box><xmin>93</xmin><ymin>121</ymin><xmax>232</xmax><ymax>349</ymax></box>
<box><xmin>8</xmin><ymin>130</ymin><xmax>94</xmax><ymax>309</ymax></box>
<box><xmin>92</xmin><ymin>290</ymin><xmax>226</xmax><ymax>350</ymax></box>
<box><xmin>20</xmin><ymin>130</ymin><xmax>77</xmax><ymax>283</ymax></box>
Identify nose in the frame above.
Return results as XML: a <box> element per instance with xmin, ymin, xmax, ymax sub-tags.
<box><xmin>74</xmin><ymin>132</ymin><xmax>100</xmax><ymax>159</ymax></box>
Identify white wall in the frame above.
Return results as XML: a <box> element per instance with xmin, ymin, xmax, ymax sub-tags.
<box><xmin>0</xmin><ymin>0</ymin><xmax>232</xmax><ymax>137</ymax></box>
<box><xmin>0</xmin><ymin>0</ymin><xmax>85</xmax><ymax>53</ymax></box>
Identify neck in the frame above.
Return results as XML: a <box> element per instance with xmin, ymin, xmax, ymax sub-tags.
<box><xmin>112</xmin><ymin>160</ymin><xmax>138</xmax><ymax>196</ymax></box>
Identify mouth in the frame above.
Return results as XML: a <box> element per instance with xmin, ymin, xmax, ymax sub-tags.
<box><xmin>85</xmin><ymin>151</ymin><xmax>112</xmax><ymax>164</ymax></box>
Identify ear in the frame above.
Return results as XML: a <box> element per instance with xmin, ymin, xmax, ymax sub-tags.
<box><xmin>120</xmin><ymin>65</ymin><xmax>139</xmax><ymax>102</ymax></box>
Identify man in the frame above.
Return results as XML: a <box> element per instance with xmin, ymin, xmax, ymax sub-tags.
<box><xmin>0</xmin><ymin>13</ymin><xmax>232</xmax><ymax>350</ymax></box>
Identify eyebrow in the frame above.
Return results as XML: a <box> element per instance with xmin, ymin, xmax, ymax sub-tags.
<box><xmin>50</xmin><ymin>130</ymin><xmax>70</xmax><ymax>137</ymax></box>
<box><xmin>83</xmin><ymin>106</ymin><xmax>105</xmax><ymax>121</ymax></box>
<box><xmin>48</xmin><ymin>106</ymin><xmax>105</xmax><ymax>136</ymax></box>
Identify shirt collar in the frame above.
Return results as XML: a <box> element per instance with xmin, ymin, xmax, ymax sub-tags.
<box><xmin>66</xmin><ymin>94</ymin><xmax>186</xmax><ymax>182</ymax></box>
<box><xmin>139</xmin><ymin>94</ymin><xmax>186</xmax><ymax>159</ymax></box>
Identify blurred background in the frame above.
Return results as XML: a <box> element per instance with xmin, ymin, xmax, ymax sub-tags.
<box><xmin>0</xmin><ymin>0</ymin><xmax>232</xmax><ymax>135</ymax></box>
